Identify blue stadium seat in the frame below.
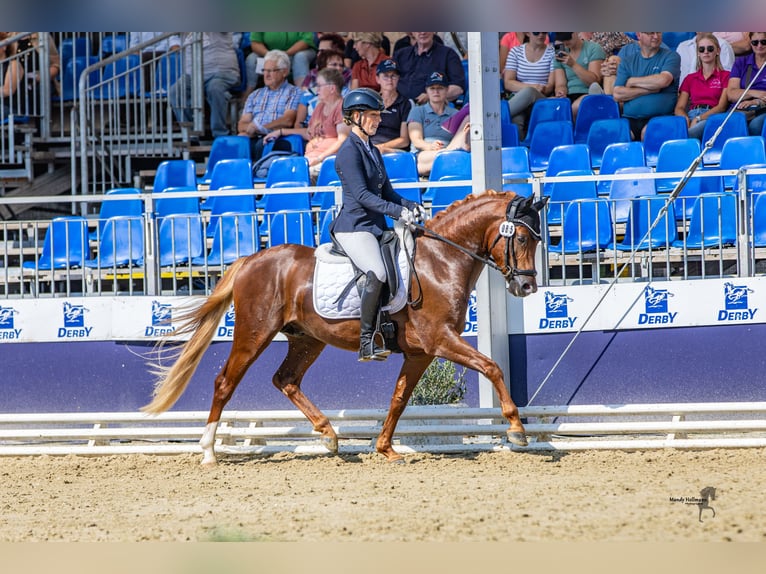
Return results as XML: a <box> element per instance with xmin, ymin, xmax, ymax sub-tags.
<box><xmin>673</xmin><ymin>192</ymin><xmax>737</xmax><ymax>249</ymax></box>
<box><xmin>717</xmin><ymin>135</ymin><xmax>766</xmax><ymax>190</ymax></box>
<box><xmin>499</xmin><ymin>101</ymin><xmax>520</xmax><ymax>147</ymax></box>
<box><xmin>265</xmin><ymin>156</ymin><xmax>310</xmax><ymax>188</ymax></box>
<box><xmin>752</xmin><ymin>192</ymin><xmax>766</xmax><ymax>247</ymax></box>
<box><xmin>548</xmin><ymin>198</ymin><xmax>613</xmax><ymax>254</ymax></box>
<box><xmin>521</xmin><ymin>97</ymin><xmax>573</xmax><ymax>146</ymax></box>
<box><xmin>91</xmin><ymin>188</ymin><xmax>143</xmax><ymax>241</ymax></box>
<box><xmin>607</xmin><ymin>166</ymin><xmax>656</xmax><ymax>224</ymax></box>
<box><xmin>383</xmin><ymin>151</ymin><xmax>421</xmax><ymax>205</ymax></box>
<box><xmin>59</xmin><ymin>37</ymin><xmax>92</xmax><ymax>64</ymax></box>
<box><xmin>654</xmin><ymin>138</ymin><xmax>702</xmax><ymax>219</ymax></box>
<box><xmin>597</xmin><ymin>141</ymin><xmax>646</xmax><ymax>195</ymax></box>
<box><xmin>312</xmin><ymin>155</ymin><xmax>340</xmax><ymax>209</ymax></box>
<box><xmin>318</xmin><ymin>209</ymin><xmax>335</xmax><ymax>245</ymax></box>
<box><xmin>546</xmin><ymin>169</ymin><xmax>597</xmax><ymax>226</ymax></box>
<box><xmin>55</xmin><ymin>56</ymin><xmax>100</xmax><ymax>101</ymax></box>
<box><xmin>155</xmin><ymin>186</ymin><xmax>201</xmax><ymax>219</ymax></box>
<box><xmin>610</xmin><ymin>195</ymin><xmax>678</xmax><ymax>251</ymax></box>
<box><xmin>423</xmin><ymin>150</ymin><xmax>471</xmax><ymax>201</ymax></box>
<box><xmin>543</xmin><ymin>143</ymin><xmax>592</xmax><ymax>195</ymax></box>
<box><xmin>198</xmin><ymin>136</ymin><xmax>251</xmax><ymax>185</ymax></box>
<box><xmin>528</xmin><ymin>120</ymin><xmax>574</xmax><ymax>172</ymax></box>
<box><xmin>202</xmin><ymin>158</ymin><xmax>254</xmax><ymax>216</ymax></box>
<box><xmin>192</xmin><ymin>212</ymin><xmax>259</xmax><ymax>266</ymax></box>
<box><xmin>701</xmin><ymin>112</ymin><xmax>749</xmax><ymax>166</ymax></box>
<box><xmin>261</xmin><ymin>134</ymin><xmax>306</xmax><ymax>157</ymax></box>
<box><xmin>643</xmin><ymin>115</ymin><xmax>689</xmax><ymax>167</ymax></box>
<box><xmin>22</xmin><ymin>217</ymin><xmax>90</xmax><ymax>270</ymax></box>
<box><xmin>501</xmin><ymin>146</ymin><xmax>531</xmax><ymax>174</ymax></box>
<box><xmin>157</xmin><ymin>213</ymin><xmax>205</xmax><ymax>266</ymax></box>
<box><xmin>100</xmin><ymin>34</ymin><xmax>128</xmax><ymax>57</ymax></box>
<box><xmin>85</xmin><ymin>216</ymin><xmax>144</xmax><ymax>268</ymax></box>
<box><xmin>586</xmin><ymin>118</ymin><xmax>631</xmax><ymax>168</ymax></box>
<box><xmin>573</xmin><ymin>94</ymin><xmax>621</xmax><ymax>144</ymax></box>
<box><xmin>94</xmin><ymin>55</ymin><xmax>142</xmax><ymax>100</ymax></box>
<box><xmin>153</xmin><ymin>50</ymin><xmax>182</xmax><ymax>97</ymax></box>
<box><xmin>265</xmin><ymin>210</ymin><xmax>316</xmax><ymax>247</ymax></box>
<box><xmin>153</xmin><ymin>160</ymin><xmax>198</xmax><ymax>194</ymax></box>
<box><xmin>661</xmin><ymin>32</ymin><xmax>696</xmax><ymax>50</ymax></box>
<box><xmin>430</xmin><ymin>175</ymin><xmax>473</xmax><ymax>215</ymax></box>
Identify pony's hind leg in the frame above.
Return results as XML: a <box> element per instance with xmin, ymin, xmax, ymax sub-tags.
<box><xmin>272</xmin><ymin>336</ymin><xmax>337</xmax><ymax>452</ymax></box>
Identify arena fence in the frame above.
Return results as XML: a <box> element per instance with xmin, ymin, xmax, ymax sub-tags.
<box><xmin>2</xmin><ymin>402</ymin><xmax>766</xmax><ymax>457</ymax></box>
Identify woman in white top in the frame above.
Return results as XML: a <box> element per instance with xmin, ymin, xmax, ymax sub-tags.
<box><xmin>502</xmin><ymin>32</ymin><xmax>555</xmax><ymax>139</ymax></box>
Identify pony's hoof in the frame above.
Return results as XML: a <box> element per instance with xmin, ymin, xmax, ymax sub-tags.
<box><xmin>389</xmin><ymin>457</ymin><xmax>405</xmax><ymax>465</ymax></box>
<box><xmin>321</xmin><ymin>435</ymin><xmax>338</xmax><ymax>454</ymax></box>
<box><xmin>200</xmin><ymin>459</ymin><xmax>218</xmax><ymax>467</ymax></box>
<box><xmin>506</xmin><ymin>431</ymin><xmax>528</xmax><ymax>447</ymax></box>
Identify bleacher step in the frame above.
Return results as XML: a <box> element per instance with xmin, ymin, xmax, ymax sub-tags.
<box><xmin>0</xmin><ymin>167</ymin><xmax>72</xmax><ymax>220</ymax></box>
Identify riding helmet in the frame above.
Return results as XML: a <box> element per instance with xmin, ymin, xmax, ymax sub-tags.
<box><xmin>342</xmin><ymin>88</ymin><xmax>384</xmax><ymax>117</ymax></box>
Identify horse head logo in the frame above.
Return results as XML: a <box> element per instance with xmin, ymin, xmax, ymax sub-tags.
<box><xmin>151</xmin><ymin>301</ymin><xmax>172</xmax><ymax>326</ymax></box>
<box><xmin>644</xmin><ymin>286</ymin><xmax>673</xmax><ymax>308</ymax></box>
<box><xmin>63</xmin><ymin>302</ymin><xmax>88</xmax><ymax>326</ymax></box>
<box><xmin>225</xmin><ymin>304</ymin><xmax>236</xmax><ymax>326</ymax></box>
<box><xmin>698</xmin><ymin>486</ymin><xmax>716</xmax><ymax>522</ymax></box>
<box><xmin>544</xmin><ymin>291</ymin><xmax>573</xmax><ymax>317</ymax></box>
<box><xmin>724</xmin><ymin>282</ymin><xmax>753</xmax><ymax>307</ymax></box>
<box><xmin>0</xmin><ymin>306</ymin><xmax>18</xmax><ymax>326</ymax></box>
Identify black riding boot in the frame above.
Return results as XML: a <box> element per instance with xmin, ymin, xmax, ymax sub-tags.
<box><xmin>359</xmin><ymin>271</ymin><xmax>391</xmax><ymax>362</ymax></box>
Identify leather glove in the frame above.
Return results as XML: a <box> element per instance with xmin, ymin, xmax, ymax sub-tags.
<box><xmin>399</xmin><ymin>207</ymin><xmax>415</xmax><ymax>225</ymax></box>
<box><xmin>412</xmin><ymin>204</ymin><xmax>427</xmax><ymax>223</ymax></box>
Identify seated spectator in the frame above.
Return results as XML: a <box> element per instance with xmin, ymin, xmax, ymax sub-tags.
<box><xmin>675</xmin><ymin>34</ymin><xmax>730</xmax><ymax>139</ymax></box>
<box><xmin>350</xmin><ymin>33</ymin><xmax>388</xmax><ymax>91</ymax></box>
<box><xmin>14</xmin><ymin>32</ymin><xmax>60</xmax><ymax>98</ymax></box>
<box><xmin>301</xmin><ymin>33</ymin><xmax>350</xmax><ymax>92</ymax></box>
<box><xmin>727</xmin><ymin>32</ymin><xmax>766</xmax><ymax>136</ymax></box>
<box><xmin>265</xmin><ymin>68</ymin><xmax>349</xmax><ymax>182</ymax></box>
<box><xmin>613</xmin><ymin>32</ymin><xmax>681</xmax><ymax>140</ymax></box>
<box><xmin>392</xmin><ymin>32</ymin><xmax>443</xmax><ymax>57</ymax></box>
<box><xmin>296</xmin><ymin>49</ymin><xmax>349</xmax><ymax>129</ymax></box>
<box><xmin>394</xmin><ymin>32</ymin><xmax>465</xmax><ymax>104</ymax></box>
<box><xmin>502</xmin><ymin>32</ymin><xmax>555</xmax><ymax>140</ymax></box>
<box><xmin>552</xmin><ymin>32</ymin><xmax>605</xmax><ymax>118</ymax></box>
<box><xmin>344</xmin><ymin>32</ymin><xmax>391</xmax><ymax>70</ymax></box>
<box><xmin>170</xmin><ymin>33</ymin><xmax>240</xmax><ymax>138</ymax></box>
<box><xmin>585</xmin><ymin>33</ymin><xmax>635</xmax><ymax>95</ymax></box>
<box><xmin>237</xmin><ymin>50</ymin><xmax>301</xmax><ymax>160</ymax></box>
<box><xmin>0</xmin><ymin>34</ymin><xmax>24</xmax><ymax>116</ymax></box>
<box><xmin>245</xmin><ymin>32</ymin><xmax>316</xmax><ymax>96</ymax></box>
<box><xmin>370</xmin><ymin>59</ymin><xmax>412</xmax><ymax>154</ymax></box>
<box><xmin>677</xmin><ymin>33</ymin><xmax>734</xmax><ymax>84</ymax></box>
<box><xmin>407</xmin><ymin>72</ymin><xmax>470</xmax><ymax>176</ymax></box>
<box><xmin>716</xmin><ymin>32</ymin><xmax>753</xmax><ymax>56</ymax></box>
<box><xmin>499</xmin><ymin>33</ymin><xmax>531</xmax><ymax>75</ymax></box>
<box><xmin>442</xmin><ymin>32</ymin><xmax>468</xmax><ymax>60</ymax></box>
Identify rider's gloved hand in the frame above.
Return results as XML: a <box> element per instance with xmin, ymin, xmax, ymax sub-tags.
<box><xmin>399</xmin><ymin>207</ymin><xmax>415</xmax><ymax>225</ymax></box>
<box><xmin>412</xmin><ymin>204</ymin><xmax>427</xmax><ymax>223</ymax></box>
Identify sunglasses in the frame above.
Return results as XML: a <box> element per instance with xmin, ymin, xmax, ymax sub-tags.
<box><xmin>751</xmin><ymin>39</ymin><xmax>766</xmax><ymax>46</ymax></box>
<box><xmin>530</xmin><ymin>32</ymin><xmax>544</xmax><ymax>36</ymax></box>
<box><xmin>698</xmin><ymin>45</ymin><xmax>716</xmax><ymax>53</ymax></box>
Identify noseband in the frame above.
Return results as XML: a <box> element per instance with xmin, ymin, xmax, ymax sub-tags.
<box><xmin>488</xmin><ymin>195</ymin><xmax>541</xmax><ymax>282</ymax></box>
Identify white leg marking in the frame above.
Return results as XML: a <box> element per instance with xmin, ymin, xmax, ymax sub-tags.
<box><xmin>200</xmin><ymin>421</ymin><xmax>219</xmax><ymax>465</ymax></box>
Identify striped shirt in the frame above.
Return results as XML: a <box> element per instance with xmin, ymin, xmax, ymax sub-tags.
<box><xmin>242</xmin><ymin>81</ymin><xmax>301</xmax><ymax>126</ymax></box>
<box><xmin>504</xmin><ymin>45</ymin><xmax>555</xmax><ymax>87</ymax></box>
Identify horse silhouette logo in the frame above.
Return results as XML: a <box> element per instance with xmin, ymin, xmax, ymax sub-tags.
<box><xmin>724</xmin><ymin>282</ymin><xmax>753</xmax><ymax>310</ymax></box>
<box><xmin>224</xmin><ymin>304</ymin><xmax>235</xmax><ymax>327</ymax></box>
<box><xmin>151</xmin><ymin>301</ymin><xmax>172</xmax><ymax>326</ymax></box>
<box><xmin>698</xmin><ymin>486</ymin><xmax>716</xmax><ymax>522</ymax></box>
<box><xmin>63</xmin><ymin>302</ymin><xmax>88</xmax><ymax>327</ymax></box>
<box><xmin>544</xmin><ymin>291</ymin><xmax>573</xmax><ymax>318</ymax></box>
<box><xmin>644</xmin><ymin>286</ymin><xmax>673</xmax><ymax>313</ymax></box>
<box><xmin>0</xmin><ymin>306</ymin><xmax>18</xmax><ymax>329</ymax></box>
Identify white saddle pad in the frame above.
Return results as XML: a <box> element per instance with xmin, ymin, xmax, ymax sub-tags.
<box><xmin>313</xmin><ymin>224</ymin><xmax>414</xmax><ymax>320</ymax></box>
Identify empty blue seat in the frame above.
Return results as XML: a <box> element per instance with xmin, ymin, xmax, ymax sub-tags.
<box><xmin>607</xmin><ymin>166</ymin><xmax>656</xmax><ymax>223</ymax></box>
<box><xmin>661</xmin><ymin>32</ymin><xmax>696</xmax><ymax>50</ymax></box>
<box><xmin>312</xmin><ymin>155</ymin><xmax>340</xmax><ymax>209</ymax></box>
<box><xmin>193</xmin><ymin>212</ymin><xmax>259</xmax><ymax>266</ymax></box>
<box><xmin>643</xmin><ymin>115</ymin><xmax>689</xmax><ymax>167</ymax></box>
<box><xmin>153</xmin><ymin>159</ymin><xmax>198</xmax><ymax>194</ymax></box>
<box><xmin>543</xmin><ymin>144</ymin><xmax>592</xmax><ymax>195</ymax></box>
<box><xmin>546</xmin><ymin>169</ymin><xmax>597</xmax><ymax>226</ymax></box>
<box><xmin>597</xmin><ymin>141</ymin><xmax>646</xmax><ymax>195</ymax></box>
<box><xmin>672</xmin><ymin>192</ymin><xmax>737</xmax><ymax>249</ymax></box>
<box><xmin>153</xmin><ymin>50</ymin><xmax>182</xmax><ymax>96</ymax></box>
<box><xmin>654</xmin><ymin>138</ymin><xmax>702</xmax><ymax>219</ymax></box>
<box><xmin>94</xmin><ymin>54</ymin><xmax>142</xmax><ymax>100</ymax></box>
<box><xmin>574</xmin><ymin>94</ymin><xmax>621</xmax><ymax>144</ymax></box>
<box><xmin>203</xmin><ymin>158</ymin><xmax>254</xmax><ymax>224</ymax></box>
<box><xmin>91</xmin><ymin>188</ymin><xmax>143</xmax><ymax>241</ymax></box>
<box><xmin>198</xmin><ymin>136</ymin><xmax>251</xmax><ymax>185</ymax></box>
<box><xmin>318</xmin><ymin>209</ymin><xmax>335</xmax><ymax>245</ymax></box>
<box><xmin>265</xmin><ymin>156</ymin><xmax>310</xmax><ymax>188</ymax></box>
<box><xmin>59</xmin><ymin>37</ymin><xmax>92</xmax><ymax>63</ymax></box>
<box><xmin>548</xmin><ymin>198</ymin><xmax>613</xmax><ymax>254</ymax></box>
<box><xmin>701</xmin><ymin>112</ymin><xmax>749</xmax><ymax>166</ymax></box>
<box><xmin>265</xmin><ymin>210</ymin><xmax>316</xmax><ymax>247</ymax></box>
<box><xmin>423</xmin><ymin>150</ymin><xmax>471</xmax><ymax>201</ymax></box>
<box><xmin>528</xmin><ymin>120</ymin><xmax>574</xmax><ymax>172</ymax></box>
<box><xmin>610</xmin><ymin>195</ymin><xmax>678</xmax><ymax>251</ymax></box>
<box><xmin>717</xmin><ymin>136</ymin><xmax>766</xmax><ymax>190</ymax></box>
<box><xmin>752</xmin><ymin>192</ymin><xmax>766</xmax><ymax>246</ymax></box>
<box><xmin>499</xmin><ymin>101</ymin><xmax>520</xmax><ymax>147</ymax></box>
<box><xmin>155</xmin><ymin>186</ymin><xmax>200</xmax><ymax>218</ymax></box>
<box><xmin>157</xmin><ymin>213</ymin><xmax>205</xmax><ymax>266</ymax></box>
<box><xmin>383</xmin><ymin>152</ymin><xmax>419</xmax><ymax>182</ymax></box>
<box><xmin>100</xmin><ymin>34</ymin><xmax>127</xmax><ymax>56</ymax></box>
<box><xmin>586</xmin><ymin>118</ymin><xmax>631</xmax><ymax>168</ymax></box>
<box><xmin>501</xmin><ymin>146</ymin><xmax>533</xmax><ymax>195</ymax></box>
<box><xmin>23</xmin><ymin>217</ymin><xmax>90</xmax><ymax>270</ymax></box>
<box><xmin>56</xmin><ymin>56</ymin><xmax>100</xmax><ymax>101</ymax></box>
<box><xmin>521</xmin><ymin>97</ymin><xmax>573</xmax><ymax>146</ymax></box>
<box><xmin>85</xmin><ymin>216</ymin><xmax>144</xmax><ymax>268</ymax></box>
<box><xmin>430</xmin><ymin>175</ymin><xmax>472</xmax><ymax>215</ymax></box>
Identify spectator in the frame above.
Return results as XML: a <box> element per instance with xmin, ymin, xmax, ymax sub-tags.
<box><xmin>350</xmin><ymin>33</ymin><xmax>388</xmax><ymax>91</ymax></box>
<box><xmin>674</xmin><ymin>33</ymin><xmax>730</xmax><ymax>139</ymax></box>
<box><xmin>301</xmin><ymin>33</ymin><xmax>350</xmax><ymax>91</ymax></box>
<box><xmin>344</xmin><ymin>33</ymin><xmax>391</xmax><ymax>70</ymax></box>
<box><xmin>499</xmin><ymin>33</ymin><xmax>529</xmax><ymax>74</ymax></box>
<box><xmin>170</xmin><ymin>33</ymin><xmax>240</xmax><ymax>139</ymax></box>
<box><xmin>442</xmin><ymin>32</ymin><xmax>468</xmax><ymax>60</ymax></box>
<box><xmin>407</xmin><ymin>72</ymin><xmax>470</xmax><ymax>176</ymax></box>
<box><xmin>13</xmin><ymin>32</ymin><xmax>60</xmax><ymax>97</ymax></box>
<box><xmin>502</xmin><ymin>32</ymin><xmax>555</xmax><ymax>140</ymax></box>
<box><xmin>727</xmin><ymin>32</ymin><xmax>766</xmax><ymax>136</ymax></box>
<box><xmin>585</xmin><ymin>33</ymin><xmax>635</xmax><ymax>95</ymax></box>
<box><xmin>370</xmin><ymin>59</ymin><xmax>412</xmax><ymax>154</ymax></box>
<box><xmin>392</xmin><ymin>32</ymin><xmax>444</xmax><ymax>56</ymax></box>
<box><xmin>0</xmin><ymin>34</ymin><xmax>24</xmax><ymax>117</ymax></box>
<box><xmin>237</xmin><ymin>50</ymin><xmax>301</xmax><ymax>160</ymax></box>
<box><xmin>716</xmin><ymin>32</ymin><xmax>753</xmax><ymax>56</ymax></box>
<box><xmin>128</xmin><ymin>32</ymin><xmax>181</xmax><ymax>92</ymax></box>
<box><xmin>296</xmin><ymin>49</ymin><xmax>349</xmax><ymax>129</ymax></box>
<box><xmin>552</xmin><ymin>32</ymin><xmax>605</xmax><ymax>118</ymax></box>
<box><xmin>394</xmin><ymin>32</ymin><xmax>465</xmax><ymax>104</ymax></box>
<box><xmin>245</xmin><ymin>32</ymin><xmax>316</xmax><ymax>94</ymax></box>
<box><xmin>613</xmin><ymin>32</ymin><xmax>681</xmax><ymax>140</ymax></box>
<box><xmin>677</xmin><ymin>33</ymin><xmax>734</xmax><ymax>84</ymax></box>
<box><xmin>266</xmin><ymin>68</ymin><xmax>349</xmax><ymax>182</ymax></box>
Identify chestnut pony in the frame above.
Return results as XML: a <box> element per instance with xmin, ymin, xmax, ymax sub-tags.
<box><xmin>143</xmin><ymin>191</ymin><xmax>548</xmax><ymax>465</ymax></box>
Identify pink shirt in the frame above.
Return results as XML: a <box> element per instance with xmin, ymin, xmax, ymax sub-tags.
<box><xmin>679</xmin><ymin>68</ymin><xmax>730</xmax><ymax>108</ymax></box>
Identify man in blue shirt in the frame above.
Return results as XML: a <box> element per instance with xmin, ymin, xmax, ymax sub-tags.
<box><xmin>394</xmin><ymin>33</ymin><xmax>465</xmax><ymax>105</ymax></box>
<box><xmin>613</xmin><ymin>32</ymin><xmax>681</xmax><ymax>140</ymax></box>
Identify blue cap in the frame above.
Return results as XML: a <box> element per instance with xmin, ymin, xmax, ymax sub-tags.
<box><xmin>376</xmin><ymin>59</ymin><xmax>399</xmax><ymax>75</ymax></box>
<box><xmin>425</xmin><ymin>71</ymin><xmax>447</xmax><ymax>87</ymax></box>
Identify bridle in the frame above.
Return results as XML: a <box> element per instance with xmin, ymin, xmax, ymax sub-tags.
<box><xmin>406</xmin><ymin>195</ymin><xmax>541</xmax><ymax>300</ymax></box>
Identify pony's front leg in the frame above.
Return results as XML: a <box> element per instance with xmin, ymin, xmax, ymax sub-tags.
<box><xmin>433</xmin><ymin>332</ymin><xmax>527</xmax><ymax>447</ymax></box>
<box><xmin>376</xmin><ymin>355</ymin><xmax>433</xmax><ymax>462</ymax></box>
<box><xmin>200</xmin><ymin>421</ymin><xmax>220</xmax><ymax>466</ymax></box>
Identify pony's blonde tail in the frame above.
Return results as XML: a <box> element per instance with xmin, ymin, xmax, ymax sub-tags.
<box><xmin>141</xmin><ymin>258</ymin><xmax>247</xmax><ymax>414</ymax></box>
